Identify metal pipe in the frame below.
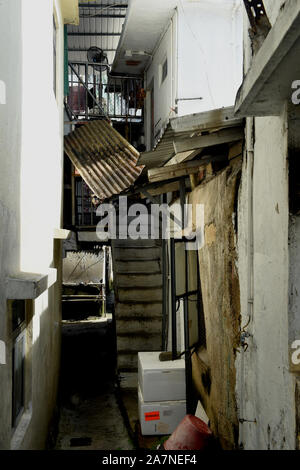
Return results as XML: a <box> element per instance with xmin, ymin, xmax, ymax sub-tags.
<box><xmin>68</xmin><ymin>48</ymin><xmax>117</xmax><ymax>52</ymax></box>
<box><xmin>183</xmin><ymin>244</ymin><xmax>193</xmax><ymax>414</ymax></box>
<box><xmin>79</xmin><ymin>3</ymin><xmax>128</xmax><ymax>8</ymax></box>
<box><xmin>161</xmin><ymin>193</ymin><xmax>168</xmax><ymax>351</ymax></box>
<box><xmin>67</xmin><ymin>32</ymin><xmax>121</xmax><ymax>36</ymax></box>
<box><xmin>85</xmin><ymin>63</ymin><xmax>88</xmax><ymax>119</ymax></box>
<box><xmin>79</xmin><ymin>14</ymin><xmax>126</xmax><ymax>18</ymax></box>
<box><xmin>170</xmin><ymin>237</ymin><xmax>177</xmax><ymax>360</ymax></box>
<box><xmin>196</xmin><ymin>250</ymin><xmax>206</xmax><ymax>347</ymax></box>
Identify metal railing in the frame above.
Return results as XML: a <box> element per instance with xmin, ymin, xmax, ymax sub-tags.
<box><xmin>65</xmin><ymin>62</ymin><xmax>144</xmax><ymax>121</ymax></box>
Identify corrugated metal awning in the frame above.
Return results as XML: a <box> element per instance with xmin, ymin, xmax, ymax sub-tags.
<box><xmin>64</xmin><ymin>119</ymin><xmax>144</xmax><ymax>200</ymax></box>
<box><xmin>138</xmin><ymin>106</ymin><xmax>244</xmax><ymax>169</ymax></box>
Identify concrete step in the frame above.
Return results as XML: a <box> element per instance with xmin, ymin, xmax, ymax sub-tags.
<box><xmin>118</xmin><ymin>288</ymin><xmax>162</xmax><ymax>302</ymax></box>
<box><xmin>114</xmin><ymin>259</ymin><xmax>161</xmax><ymax>274</ymax></box>
<box><xmin>114</xmin><ymin>247</ymin><xmax>161</xmax><ymax>261</ymax></box>
<box><xmin>117</xmin><ymin>352</ymin><xmax>138</xmax><ymax>371</ymax></box>
<box><xmin>115</xmin><ymin>302</ymin><xmax>162</xmax><ymax>318</ymax></box>
<box><xmin>115</xmin><ymin>273</ymin><xmax>162</xmax><ymax>288</ymax></box>
<box><xmin>117</xmin><ymin>333</ymin><xmax>161</xmax><ymax>352</ymax></box>
<box><xmin>118</xmin><ymin>371</ymin><xmax>138</xmax><ymax>390</ymax></box>
<box><xmin>113</xmin><ymin>239</ymin><xmax>161</xmax><ymax>248</ymax></box>
<box><xmin>116</xmin><ymin>317</ymin><xmax>162</xmax><ymax>335</ymax></box>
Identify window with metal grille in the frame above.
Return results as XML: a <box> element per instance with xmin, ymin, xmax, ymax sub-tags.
<box><xmin>75</xmin><ymin>178</ymin><xmax>100</xmax><ymax>227</ymax></box>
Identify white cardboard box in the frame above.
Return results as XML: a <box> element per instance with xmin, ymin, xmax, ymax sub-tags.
<box><xmin>138</xmin><ymin>386</ymin><xmax>186</xmax><ymax>436</ymax></box>
<box><xmin>138</xmin><ymin>351</ymin><xmax>186</xmax><ymax>402</ymax></box>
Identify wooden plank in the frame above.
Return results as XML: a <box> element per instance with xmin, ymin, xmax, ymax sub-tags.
<box><xmin>170</xmin><ymin>106</ymin><xmax>243</xmax><ymax>133</ymax></box>
<box><xmin>140</xmin><ymin>180</ymin><xmax>180</xmax><ymax>197</ymax></box>
<box><xmin>228</xmin><ymin>141</ymin><xmax>243</xmax><ymax>161</ymax></box>
<box><xmin>138</xmin><ymin>148</ymin><xmax>175</xmax><ymax>168</ymax></box>
<box><xmin>148</xmin><ymin>156</ymin><xmax>225</xmax><ymax>183</ymax></box>
<box><xmin>190</xmin><ymin>174</ymin><xmax>198</xmax><ymax>190</ymax></box>
<box><xmin>173</xmin><ymin>127</ymin><xmax>244</xmax><ymax>154</ymax></box>
<box><xmin>165</xmin><ymin>150</ymin><xmax>200</xmax><ymax>166</ymax></box>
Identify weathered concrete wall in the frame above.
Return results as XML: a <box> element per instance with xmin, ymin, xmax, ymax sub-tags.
<box><xmin>289</xmin><ymin>215</ymin><xmax>300</xmax><ymax>365</ymax></box>
<box><xmin>189</xmin><ymin>160</ymin><xmax>242</xmax><ymax>449</ymax></box>
<box><xmin>236</xmin><ymin>109</ymin><xmax>296</xmax><ymax>449</ymax></box>
<box><xmin>0</xmin><ymin>0</ymin><xmax>64</xmax><ymax>449</ymax></box>
<box><xmin>235</xmin><ymin>0</ymin><xmax>299</xmax><ymax>449</ymax></box>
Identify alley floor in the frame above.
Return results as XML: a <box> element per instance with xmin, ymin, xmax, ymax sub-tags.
<box><xmin>53</xmin><ymin>316</ymin><xmax>134</xmax><ymax>451</ymax></box>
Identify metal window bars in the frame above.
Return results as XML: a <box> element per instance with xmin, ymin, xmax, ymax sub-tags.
<box><xmin>66</xmin><ymin>61</ymin><xmax>144</xmax><ymax>122</ymax></box>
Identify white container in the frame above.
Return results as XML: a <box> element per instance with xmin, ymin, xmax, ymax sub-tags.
<box><xmin>138</xmin><ymin>351</ymin><xmax>186</xmax><ymax>402</ymax></box>
<box><xmin>138</xmin><ymin>386</ymin><xmax>186</xmax><ymax>436</ymax></box>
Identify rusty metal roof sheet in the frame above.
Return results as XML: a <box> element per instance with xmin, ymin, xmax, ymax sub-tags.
<box><xmin>138</xmin><ymin>106</ymin><xmax>244</xmax><ymax>169</ymax></box>
<box><xmin>64</xmin><ymin>119</ymin><xmax>144</xmax><ymax>200</ymax></box>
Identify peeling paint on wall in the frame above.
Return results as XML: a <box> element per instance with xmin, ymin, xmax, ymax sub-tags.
<box><xmin>189</xmin><ymin>159</ymin><xmax>242</xmax><ymax>449</ymax></box>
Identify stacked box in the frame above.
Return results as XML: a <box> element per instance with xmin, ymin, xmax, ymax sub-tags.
<box><xmin>138</xmin><ymin>351</ymin><xmax>186</xmax><ymax>435</ymax></box>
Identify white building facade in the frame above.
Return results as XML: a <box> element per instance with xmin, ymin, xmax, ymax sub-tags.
<box><xmin>235</xmin><ymin>0</ymin><xmax>300</xmax><ymax>450</ymax></box>
<box><xmin>0</xmin><ymin>0</ymin><xmax>78</xmax><ymax>449</ymax></box>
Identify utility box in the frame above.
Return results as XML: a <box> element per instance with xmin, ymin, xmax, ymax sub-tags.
<box><xmin>138</xmin><ymin>351</ymin><xmax>186</xmax><ymax>402</ymax></box>
<box><xmin>138</xmin><ymin>386</ymin><xmax>186</xmax><ymax>436</ymax></box>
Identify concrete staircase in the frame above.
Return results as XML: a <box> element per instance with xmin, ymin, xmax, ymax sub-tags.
<box><xmin>112</xmin><ymin>239</ymin><xmax>163</xmax><ymax>372</ymax></box>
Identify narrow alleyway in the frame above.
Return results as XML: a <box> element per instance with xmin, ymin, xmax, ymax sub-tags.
<box><xmin>53</xmin><ymin>308</ymin><xmax>134</xmax><ymax>451</ymax></box>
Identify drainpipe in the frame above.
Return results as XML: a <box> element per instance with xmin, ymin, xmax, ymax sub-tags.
<box><xmin>246</xmin><ymin>117</ymin><xmax>255</xmax><ymax>324</ymax></box>
<box><xmin>239</xmin><ymin>116</ymin><xmax>255</xmax><ymax>447</ymax></box>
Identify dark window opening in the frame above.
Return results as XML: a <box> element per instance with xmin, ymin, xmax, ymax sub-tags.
<box><xmin>75</xmin><ymin>178</ymin><xmax>100</xmax><ymax>227</ymax></box>
<box><xmin>11</xmin><ymin>300</ymin><xmax>26</xmax><ymax>428</ymax></box>
<box><xmin>162</xmin><ymin>58</ymin><xmax>168</xmax><ymax>84</ymax></box>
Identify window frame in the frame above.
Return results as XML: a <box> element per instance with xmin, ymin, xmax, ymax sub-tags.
<box><xmin>8</xmin><ymin>299</ymin><xmax>33</xmax><ymax>433</ymax></box>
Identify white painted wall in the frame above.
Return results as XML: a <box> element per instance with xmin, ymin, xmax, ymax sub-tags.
<box><xmin>177</xmin><ymin>0</ymin><xmax>243</xmax><ymax>116</ymax></box>
<box><xmin>235</xmin><ymin>0</ymin><xmax>299</xmax><ymax>449</ymax></box>
<box><xmin>145</xmin><ymin>0</ymin><xmax>243</xmax><ymax>150</ymax></box>
<box><xmin>0</xmin><ymin>0</ymin><xmax>65</xmax><ymax>449</ymax></box>
<box><xmin>237</xmin><ymin>110</ymin><xmax>296</xmax><ymax>449</ymax></box>
<box><xmin>145</xmin><ymin>12</ymin><xmax>177</xmax><ymax>150</ymax></box>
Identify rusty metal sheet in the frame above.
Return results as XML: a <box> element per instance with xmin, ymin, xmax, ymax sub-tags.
<box><xmin>64</xmin><ymin>119</ymin><xmax>144</xmax><ymax>200</ymax></box>
<box><xmin>139</xmin><ymin>107</ymin><xmax>244</xmax><ymax>169</ymax></box>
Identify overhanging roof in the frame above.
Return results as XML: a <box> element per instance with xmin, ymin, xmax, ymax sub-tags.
<box><xmin>67</xmin><ymin>1</ymin><xmax>128</xmax><ymax>64</ymax></box>
<box><xmin>64</xmin><ymin>119</ymin><xmax>144</xmax><ymax>200</ymax></box>
<box><xmin>112</xmin><ymin>0</ymin><xmax>178</xmax><ymax>75</ymax></box>
<box><xmin>138</xmin><ymin>106</ymin><xmax>244</xmax><ymax>169</ymax></box>
<box><xmin>61</xmin><ymin>0</ymin><xmax>80</xmax><ymax>25</ymax></box>
<box><xmin>235</xmin><ymin>0</ymin><xmax>300</xmax><ymax>117</ymax></box>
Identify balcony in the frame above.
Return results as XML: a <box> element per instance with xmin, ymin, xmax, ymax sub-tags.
<box><xmin>65</xmin><ymin>61</ymin><xmax>144</xmax><ymax>122</ymax></box>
